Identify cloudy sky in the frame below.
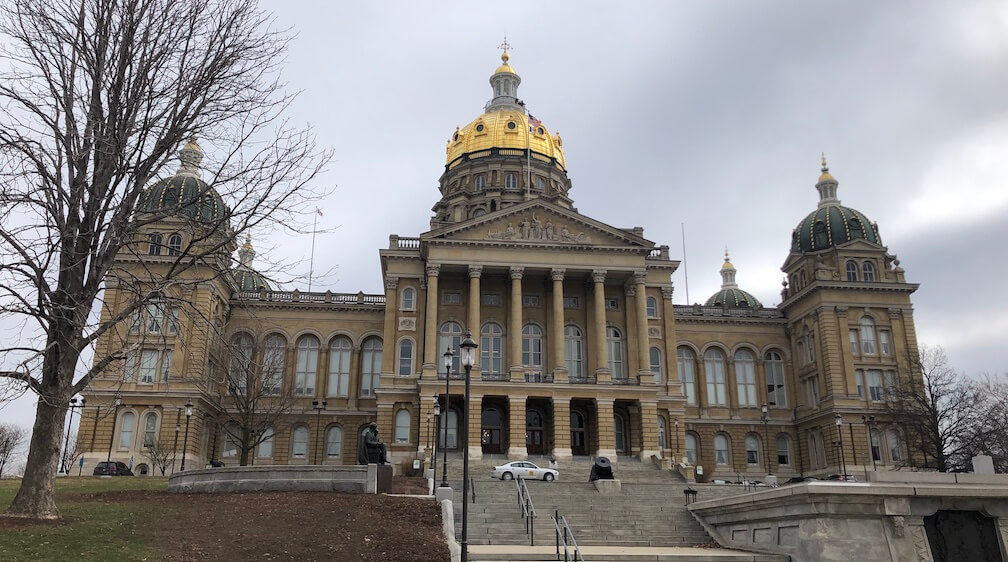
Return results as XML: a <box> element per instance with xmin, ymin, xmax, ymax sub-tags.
<box><xmin>3</xmin><ymin>0</ymin><xmax>1007</xmax><ymax>465</ymax></box>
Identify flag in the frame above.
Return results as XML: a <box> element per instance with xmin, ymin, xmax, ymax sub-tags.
<box><xmin>316</xmin><ymin>207</ymin><xmax>323</xmax><ymax>217</ymax></box>
<box><xmin>528</xmin><ymin>114</ymin><xmax>541</xmax><ymax>132</ymax></box>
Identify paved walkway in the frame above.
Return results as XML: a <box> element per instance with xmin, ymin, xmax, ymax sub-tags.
<box><xmin>466</xmin><ymin>544</ymin><xmax>785</xmax><ymax>561</ymax></box>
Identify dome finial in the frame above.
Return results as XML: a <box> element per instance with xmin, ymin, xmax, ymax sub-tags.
<box><xmin>821</xmin><ymin>152</ymin><xmax>828</xmax><ymax>173</ymax></box>
<box><xmin>238</xmin><ymin>233</ymin><xmax>255</xmax><ymax>267</ymax></box>
<box><xmin>176</xmin><ymin>131</ymin><xmax>204</xmax><ymax>178</ymax></box>
<box><xmin>499</xmin><ymin>36</ymin><xmax>511</xmax><ymax>63</ymax></box>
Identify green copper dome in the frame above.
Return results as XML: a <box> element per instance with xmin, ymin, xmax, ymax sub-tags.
<box><xmin>704</xmin><ymin>252</ymin><xmax>763</xmax><ymax>308</ymax></box>
<box><xmin>232</xmin><ymin>234</ymin><xmax>272</xmax><ymax>292</ymax></box>
<box><xmin>135</xmin><ymin>137</ymin><xmax>228</xmax><ymax>223</ymax></box>
<box><xmin>790</xmin><ymin>158</ymin><xmax>881</xmax><ymax>254</ymax></box>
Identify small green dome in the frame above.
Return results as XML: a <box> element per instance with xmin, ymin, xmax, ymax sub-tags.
<box><xmin>705</xmin><ymin>287</ymin><xmax>762</xmax><ymax>308</ymax></box>
<box><xmin>233</xmin><ymin>269</ymin><xmax>272</xmax><ymax>291</ymax></box>
<box><xmin>790</xmin><ymin>158</ymin><xmax>881</xmax><ymax>253</ymax></box>
<box><xmin>135</xmin><ymin>136</ymin><xmax>228</xmax><ymax>223</ymax></box>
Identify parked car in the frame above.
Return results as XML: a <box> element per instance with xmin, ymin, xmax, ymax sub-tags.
<box><xmin>93</xmin><ymin>461</ymin><xmax>134</xmax><ymax>476</ymax></box>
<box><xmin>492</xmin><ymin>461</ymin><xmax>558</xmax><ymax>481</ymax></box>
<box><xmin>823</xmin><ymin>474</ymin><xmax>857</xmax><ymax>482</ymax></box>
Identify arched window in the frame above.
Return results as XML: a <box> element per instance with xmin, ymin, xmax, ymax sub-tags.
<box><xmin>846</xmin><ymin>261</ymin><xmax>858</xmax><ymax>281</ymax></box>
<box><xmin>147</xmin><ymin>232</ymin><xmax>163</xmax><ymax>256</ymax></box>
<box><xmin>764</xmin><ymin>351</ymin><xmax>786</xmax><ymax>407</ymax></box>
<box><xmin>142</xmin><ymin>413</ymin><xmax>157</xmax><ymax>448</ymax></box>
<box><xmin>685</xmin><ymin>433</ymin><xmax>699</xmax><ymax>465</ymax></box>
<box><xmin>704</xmin><ymin>349</ymin><xmax>727</xmax><ymax>406</ymax></box>
<box><xmin>887</xmin><ymin>429</ymin><xmax>903</xmax><ymax>463</ymax></box>
<box><xmin>167</xmin><ymin>233</ymin><xmax>182</xmax><ymax>256</ymax></box>
<box><xmin>295</xmin><ymin>335</ymin><xmax>319</xmax><ymax>395</ymax></box>
<box><xmin>677</xmin><ymin>347</ymin><xmax>697</xmax><ymax>405</ymax></box>
<box><xmin>745</xmin><ymin>434</ymin><xmax>760</xmax><ymax>465</ymax></box>
<box><xmin>263</xmin><ymin>334</ymin><xmax>285</xmax><ymax>395</ymax></box>
<box><xmin>326</xmin><ymin>426</ymin><xmax>342</xmax><ymax>458</ymax></box>
<box><xmin>471</xmin><ymin>208</ymin><xmax>486</xmax><ymax>218</ymax></box>
<box><xmin>474</xmin><ymin>174</ymin><xmax>486</xmax><ymax>190</ymax></box>
<box><xmin>440</xmin><ymin>321</ymin><xmax>463</xmax><ymax>374</ymax></box>
<box><xmin>291</xmin><ymin>426</ymin><xmax>308</xmax><ymax>458</ymax></box>
<box><xmin>505</xmin><ymin>172</ymin><xmax>517</xmax><ymax>189</ymax></box>
<box><xmin>222</xmin><ymin>424</ymin><xmax>240</xmax><ymax>459</ymax></box>
<box><xmin>776</xmin><ymin>434</ymin><xmax>791</xmax><ymax>466</ymax></box>
<box><xmin>258</xmin><ymin>427</ymin><xmax>275</xmax><ymax>458</ymax></box>
<box><xmin>440</xmin><ymin>409</ymin><xmax>459</xmax><ymax>449</ymax></box>
<box><xmin>522</xmin><ymin>324</ymin><xmax>543</xmax><ymax>370</ymax></box>
<box><xmin>400</xmin><ymin>287</ymin><xmax>415</xmax><ymax>311</ymax></box>
<box><xmin>714</xmin><ymin>434</ymin><xmax>730</xmax><ymax>465</ymax></box>
<box><xmin>229</xmin><ymin>333</ymin><xmax>254</xmax><ymax>393</ymax></box>
<box><xmin>394</xmin><ymin>410</ymin><xmax>411</xmax><ymax>443</ymax></box>
<box><xmin>480</xmin><ymin>322</ymin><xmax>504</xmax><ymax>374</ymax></box>
<box><xmin>657</xmin><ymin>416</ymin><xmax>667</xmax><ymax>449</ymax></box>
<box><xmin>360</xmin><ymin>337</ymin><xmax>382</xmax><ymax>397</ymax></box>
<box><xmin>862</xmin><ymin>261</ymin><xmax>876</xmax><ymax>282</ymax></box>
<box><xmin>398</xmin><ymin>339</ymin><xmax>414</xmax><ymax>376</ymax></box>
<box><xmin>328</xmin><ymin>336</ymin><xmax>352</xmax><ymax>397</ymax></box>
<box><xmin>649</xmin><ymin>347</ymin><xmax>663</xmax><ymax>383</ymax></box>
<box><xmin>607</xmin><ymin>326</ymin><xmax>625</xmax><ymax>380</ymax></box>
<box><xmin>734</xmin><ymin>349</ymin><xmax>757</xmax><ymax>407</ymax></box>
<box><xmin>564</xmin><ymin>325</ymin><xmax>583</xmax><ymax>379</ymax></box>
<box><xmin>119</xmin><ymin>412</ymin><xmax>136</xmax><ymax>449</ymax></box>
<box><xmin>646</xmin><ymin>296</ymin><xmax>658</xmax><ymax>318</ymax></box>
<box><xmin>860</xmin><ymin>317</ymin><xmax>877</xmax><ymax>354</ymax></box>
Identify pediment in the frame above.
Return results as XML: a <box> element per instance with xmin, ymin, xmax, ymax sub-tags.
<box><xmin>424</xmin><ymin>200</ymin><xmax>653</xmax><ymax>250</ymax></box>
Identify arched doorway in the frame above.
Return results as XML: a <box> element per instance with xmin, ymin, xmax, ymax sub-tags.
<box><xmin>570</xmin><ymin>410</ymin><xmax>587</xmax><ymax>456</ymax></box>
<box><xmin>481</xmin><ymin>407</ymin><xmax>503</xmax><ymax>454</ymax></box>
<box><xmin>526</xmin><ymin>409</ymin><xmax>545</xmax><ymax>455</ymax></box>
<box><xmin>614</xmin><ymin>411</ymin><xmax>630</xmax><ymax>454</ymax></box>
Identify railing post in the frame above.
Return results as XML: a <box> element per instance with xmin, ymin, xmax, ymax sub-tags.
<box><xmin>555</xmin><ymin>510</ymin><xmax>560</xmax><ymax>560</ymax></box>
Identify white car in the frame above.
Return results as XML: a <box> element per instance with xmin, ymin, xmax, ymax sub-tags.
<box><xmin>492</xmin><ymin>461</ymin><xmax>558</xmax><ymax>481</ymax></box>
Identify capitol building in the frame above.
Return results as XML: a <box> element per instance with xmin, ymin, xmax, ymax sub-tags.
<box><xmin>77</xmin><ymin>50</ymin><xmax>921</xmax><ymax>481</ymax></box>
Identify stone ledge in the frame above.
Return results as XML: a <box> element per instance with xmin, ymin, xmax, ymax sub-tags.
<box><xmin>167</xmin><ymin>464</ymin><xmax>373</xmax><ymax>494</ymax></box>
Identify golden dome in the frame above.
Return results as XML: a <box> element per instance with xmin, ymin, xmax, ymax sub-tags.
<box><xmin>495</xmin><ymin>50</ymin><xmax>516</xmax><ymax>74</ymax></box>
<box><xmin>818</xmin><ymin>153</ymin><xmax>835</xmax><ymax>182</ymax></box>
<box><xmin>445</xmin><ymin>111</ymin><xmax>567</xmax><ymax>170</ymax></box>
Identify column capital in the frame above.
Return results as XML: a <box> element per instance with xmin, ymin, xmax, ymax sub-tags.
<box><xmin>887</xmin><ymin>307</ymin><xmax>903</xmax><ymax>319</ymax></box>
<box><xmin>661</xmin><ymin>286</ymin><xmax>674</xmax><ymax>300</ymax></box>
<box><xmin>509</xmin><ymin>266</ymin><xmax>525</xmax><ymax>280</ymax></box>
<box><xmin>633</xmin><ymin>271</ymin><xmax>647</xmax><ymax>285</ymax></box>
<box><xmin>591</xmin><ymin>269</ymin><xmax>606</xmax><ymax>284</ymax></box>
<box><xmin>835</xmin><ymin>305</ymin><xmax>848</xmax><ymax>317</ymax></box>
<box><xmin>384</xmin><ymin>276</ymin><xmax>399</xmax><ymax>290</ymax></box>
<box><xmin>550</xmin><ymin>268</ymin><xmax>566</xmax><ymax>281</ymax></box>
<box><xmin>468</xmin><ymin>265</ymin><xmax>483</xmax><ymax>279</ymax></box>
<box><xmin>425</xmin><ymin>263</ymin><xmax>440</xmax><ymax>278</ymax></box>
<box><xmin>624</xmin><ymin>282</ymin><xmax>637</xmax><ymax>297</ymax></box>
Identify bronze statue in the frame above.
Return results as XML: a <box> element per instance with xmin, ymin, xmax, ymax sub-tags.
<box><xmin>357</xmin><ymin>422</ymin><xmax>388</xmax><ymax>465</ymax></box>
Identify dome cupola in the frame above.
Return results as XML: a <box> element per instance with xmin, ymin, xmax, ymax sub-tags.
<box><xmin>135</xmin><ymin>135</ymin><xmax>228</xmax><ymax>223</ymax></box>
<box><xmin>232</xmin><ymin>233</ymin><xmax>272</xmax><ymax>292</ymax></box>
<box><xmin>705</xmin><ymin>249</ymin><xmax>763</xmax><ymax>308</ymax></box>
<box><xmin>790</xmin><ymin>157</ymin><xmax>881</xmax><ymax>253</ymax></box>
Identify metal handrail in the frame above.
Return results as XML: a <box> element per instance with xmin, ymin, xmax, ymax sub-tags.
<box><xmin>469</xmin><ymin>476</ymin><xmax>476</xmax><ymax>503</ymax></box>
<box><xmin>552</xmin><ymin>510</ymin><xmax>584</xmax><ymax>561</ymax></box>
<box><xmin>514</xmin><ymin>476</ymin><xmax>537</xmax><ymax>545</ymax></box>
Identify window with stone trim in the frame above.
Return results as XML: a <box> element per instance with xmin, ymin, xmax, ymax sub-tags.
<box><xmin>142</xmin><ymin>412</ymin><xmax>157</xmax><ymax>448</ymax></box>
<box><xmin>776</xmin><ymin>434</ymin><xmax>791</xmax><ymax>465</ymax></box>
<box><xmin>480</xmin><ymin>322</ymin><xmax>504</xmax><ymax>374</ymax></box>
<box><xmin>263</xmin><ymin>334</ymin><xmax>285</xmax><ymax>395</ymax></box>
<box><xmin>360</xmin><ymin>337</ymin><xmax>382</xmax><ymax>397</ymax></box>
<box><xmin>657</xmin><ymin>416</ymin><xmax>667</xmax><ymax>449</ymax></box>
<box><xmin>167</xmin><ymin>233</ymin><xmax>182</xmax><ymax>256</ymax></box>
<box><xmin>860</xmin><ymin>316</ymin><xmax>877</xmax><ymax>354</ymax></box>
<box><xmin>326</xmin><ymin>426</ymin><xmax>342</xmax><ymax>458</ymax></box>
<box><xmin>119</xmin><ymin>411</ymin><xmax>136</xmax><ymax>449</ymax></box>
<box><xmin>295</xmin><ymin>335</ymin><xmax>319</xmax><ymax>395</ymax></box>
<box><xmin>685</xmin><ymin>432</ymin><xmax>699</xmax><ymax>465</ymax></box>
<box><xmin>440</xmin><ymin>321</ymin><xmax>463</xmax><ymax>374</ymax></box>
<box><xmin>400</xmin><ymin>287</ymin><xmax>416</xmax><ymax>311</ymax></box>
<box><xmin>879</xmin><ymin>330</ymin><xmax>891</xmax><ymax>356</ymax></box>
<box><xmin>677</xmin><ymin>347</ymin><xmax>697</xmax><ymax>405</ymax></box>
<box><xmin>862</xmin><ymin>261</ymin><xmax>876</xmax><ymax>282</ymax></box>
<box><xmin>764</xmin><ymin>351</ymin><xmax>786</xmax><ymax>407</ymax></box>
<box><xmin>522</xmin><ymin>324</ymin><xmax>543</xmax><ymax>370</ymax></box>
<box><xmin>734</xmin><ymin>349</ymin><xmax>757</xmax><ymax>407</ymax></box>
<box><xmin>704</xmin><ymin>349</ymin><xmax>727</xmax><ymax>406</ymax></box>
<box><xmin>607</xmin><ymin>326</ymin><xmax>625</xmax><ymax>379</ymax></box>
<box><xmin>394</xmin><ymin>409</ymin><xmax>411</xmax><ymax>443</ymax></box>
<box><xmin>398</xmin><ymin>339</ymin><xmax>414</xmax><ymax>376</ymax></box>
<box><xmin>328</xmin><ymin>336</ymin><xmax>352</xmax><ymax>397</ymax></box>
<box><xmin>646</xmin><ymin>296</ymin><xmax>658</xmax><ymax>318</ymax></box>
<box><xmin>474</xmin><ymin>174</ymin><xmax>486</xmax><ymax>190</ymax></box>
<box><xmin>258</xmin><ymin>427</ymin><xmax>275</xmax><ymax>458</ymax></box>
<box><xmin>505</xmin><ymin>172</ymin><xmax>517</xmax><ymax>189</ymax></box>
<box><xmin>291</xmin><ymin>426</ymin><xmax>308</xmax><ymax>458</ymax></box>
<box><xmin>564</xmin><ymin>324</ymin><xmax>583</xmax><ymax>378</ymax></box>
<box><xmin>563</xmin><ymin>296</ymin><xmax>579</xmax><ymax>309</ymax></box>
<box><xmin>846</xmin><ymin>260</ymin><xmax>858</xmax><ymax>281</ymax></box>
<box><xmin>147</xmin><ymin>232</ymin><xmax>163</xmax><ymax>255</ymax></box>
<box><xmin>649</xmin><ymin>347</ymin><xmax>663</xmax><ymax>383</ymax></box>
<box><xmin>745</xmin><ymin>434</ymin><xmax>760</xmax><ymax>465</ymax></box>
<box><xmin>229</xmin><ymin>333</ymin><xmax>254</xmax><ymax>392</ymax></box>
<box><xmin>714</xmin><ymin>433</ymin><xmax>730</xmax><ymax>465</ymax></box>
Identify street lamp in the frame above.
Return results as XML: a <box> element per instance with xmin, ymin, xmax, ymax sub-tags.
<box><xmin>835</xmin><ymin>413</ymin><xmax>847</xmax><ymax>479</ymax></box>
<box><xmin>459</xmin><ymin>330</ymin><xmax>478</xmax><ymax>562</ymax></box>
<box><xmin>107</xmin><ymin>396</ymin><xmax>122</xmax><ymax>462</ymax></box>
<box><xmin>432</xmin><ymin>395</ymin><xmax>441</xmax><ymax>482</ymax></box>
<box><xmin>180</xmin><ymin>400</ymin><xmax>193</xmax><ymax>471</ymax></box>
<box><xmin>312</xmin><ymin>400</ymin><xmax>327</xmax><ymax>464</ymax></box>
<box><xmin>863</xmin><ymin>414</ymin><xmax>877</xmax><ymax>471</ymax></box>
<box><xmin>673</xmin><ymin>418</ymin><xmax>679</xmax><ymax>461</ymax></box>
<box><xmin>761</xmin><ymin>404</ymin><xmax>771</xmax><ymax>476</ymax></box>
<box><xmin>171</xmin><ymin>408</ymin><xmax>181</xmax><ymax>474</ymax></box>
<box><xmin>441</xmin><ymin>347</ymin><xmax>454</xmax><ymax>488</ymax></box>
<box><xmin>61</xmin><ymin>396</ymin><xmax>84</xmax><ymax>474</ymax></box>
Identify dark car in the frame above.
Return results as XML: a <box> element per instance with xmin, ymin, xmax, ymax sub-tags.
<box><xmin>823</xmin><ymin>474</ymin><xmax>856</xmax><ymax>482</ymax></box>
<box><xmin>93</xmin><ymin>461</ymin><xmax>134</xmax><ymax>476</ymax></box>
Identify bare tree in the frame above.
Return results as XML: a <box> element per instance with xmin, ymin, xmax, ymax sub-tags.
<box><xmin>142</xmin><ymin>439</ymin><xmax>173</xmax><ymax>476</ymax></box>
<box><xmin>0</xmin><ymin>0</ymin><xmax>329</xmax><ymax>518</ymax></box>
<box><xmin>61</xmin><ymin>431</ymin><xmax>84</xmax><ymax>475</ymax></box>
<box><xmin>216</xmin><ymin>331</ymin><xmax>298</xmax><ymax>466</ymax></box>
<box><xmin>885</xmin><ymin>345</ymin><xmax>995</xmax><ymax>472</ymax></box>
<box><xmin>0</xmin><ymin>424</ymin><xmax>27</xmax><ymax>477</ymax></box>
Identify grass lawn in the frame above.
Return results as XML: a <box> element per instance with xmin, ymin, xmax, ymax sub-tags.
<box><xmin>0</xmin><ymin>476</ymin><xmax>447</xmax><ymax>561</ymax></box>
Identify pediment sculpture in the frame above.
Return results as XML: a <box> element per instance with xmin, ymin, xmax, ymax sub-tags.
<box><xmin>486</xmin><ymin>212</ymin><xmax>591</xmax><ymax>243</ymax></box>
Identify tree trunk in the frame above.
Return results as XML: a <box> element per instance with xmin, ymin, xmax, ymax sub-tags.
<box><xmin>5</xmin><ymin>399</ymin><xmax>67</xmax><ymax>519</ymax></box>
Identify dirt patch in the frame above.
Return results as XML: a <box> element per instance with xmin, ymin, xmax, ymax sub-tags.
<box><xmin>390</xmin><ymin>475</ymin><xmax>429</xmax><ymax>495</ymax></box>
<box><xmin>0</xmin><ymin>515</ymin><xmax>78</xmax><ymax>529</ymax></box>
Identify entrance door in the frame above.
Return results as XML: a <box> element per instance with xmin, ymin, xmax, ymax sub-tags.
<box><xmin>481</xmin><ymin>408</ymin><xmax>503</xmax><ymax>454</ymax></box>
<box><xmin>570</xmin><ymin>411</ymin><xmax>587</xmax><ymax>455</ymax></box>
<box><xmin>526</xmin><ymin>409</ymin><xmax>545</xmax><ymax>455</ymax></box>
<box><xmin>614</xmin><ymin>412</ymin><xmax>629</xmax><ymax>454</ymax></box>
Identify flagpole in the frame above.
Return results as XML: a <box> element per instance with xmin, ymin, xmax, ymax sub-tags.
<box><xmin>308</xmin><ymin>209</ymin><xmax>318</xmax><ymax>292</ymax></box>
<box><xmin>525</xmin><ymin>111</ymin><xmax>532</xmax><ymax>201</ymax></box>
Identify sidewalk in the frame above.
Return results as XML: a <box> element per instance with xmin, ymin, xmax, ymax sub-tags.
<box><xmin>466</xmin><ymin>543</ymin><xmax>787</xmax><ymax>561</ymax></box>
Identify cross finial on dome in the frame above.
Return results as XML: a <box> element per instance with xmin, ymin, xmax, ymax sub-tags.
<box><xmin>816</xmin><ymin>152</ymin><xmax>839</xmax><ymax>206</ymax></box>
<box><xmin>499</xmin><ymin>36</ymin><xmax>512</xmax><ymax>62</ymax></box>
<box><xmin>821</xmin><ymin>152</ymin><xmax>828</xmax><ymax>172</ymax></box>
<box><xmin>724</xmin><ymin>246</ymin><xmax>730</xmax><ymax>262</ymax></box>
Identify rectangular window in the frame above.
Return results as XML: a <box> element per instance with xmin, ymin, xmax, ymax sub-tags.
<box><xmin>777</xmin><ymin>439</ymin><xmax>790</xmax><ymax>465</ymax></box>
<box><xmin>482</xmin><ymin>293</ymin><xmax>501</xmax><ymax>306</ymax></box>
<box><xmin>146</xmin><ymin>304</ymin><xmax>163</xmax><ymax>333</ymax></box>
<box><xmin>736</xmin><ymin>366</ymin><xmax>757</xmax><ymax>407</ymax></box>
<box><xmin>855</xmin><ymin>369</ymin><xmax>864</xmax><ymax>398</ymax></box>
<box><xmin>867</xmin><ymin>369</ymin><xmax>884</xmax><ymax>401</ymax></box>
<box><xmin>139</xmin><ymin>350</ymin><xmax>159</xmax><ymax>383</ymax></box>
<box><xmin>879</xmin><ymin>330</ymin><xmax>891</xmax><ymax>356</ymax></box>
<box><xmin>522</xmin><ymin>294</ymin><xmax>541</xmax><ymax>307</ymax></box>
<box><xmin>805</xmin><ymin>375</ymin><xmax>820</xmax><ymax>406</ymax></box>
<box><xmin>442</xmin><ymin>291</ymin><xmax>461</xmax><ymax>305</ymax></box>
<box><xmin>765</xmin><ymin>355</ymin><xmax>786</xmax><ymax>407</ymax></box>
<box><xmin>849</xmin><ymin>329</ymin><xmax>860</xmax><ymax>355</ymax></box>
<box><xmin>563</xmin><ymin>296</ymin><xmax>579</xmax><ymax>309</ymax></box>
<box><xmin>706</xmin><ymin>366</ymin><xmax>727</xmax><ymax>406</ymax></box>
<box><xmin>605</xmin><ymin>297</ymin><xmax>620</xmax><ymax>310</ymax></box>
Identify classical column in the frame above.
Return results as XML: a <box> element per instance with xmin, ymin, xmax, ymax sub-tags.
<box><xmin>639</xmin><ymin>401</ymin><xmax>660</xmax><ymax>459</ymax></box>
<box><xmin>507</xmin><ymin>396</ymin><xmax>527</xmax><ymax>459</ymax></box>
<box><xmin>632</xmin><ymin>272</ymin><xmax>652</xmax><ymax>384</ymax></box>
<box><xmin>468</xmin><ymin>266</ymin><xmax>482</xmax><ymax>376</ymax></box>
<box><xmin>591</xmin><ymin>270</ymin><xmax>611</xmax><ymax>383</ymax></box>
<box><xmin>552</xmin><ymin>399</ymin><xmax>572</xmax><ymax>459</ymax></box>
<box><xmin>550</xmin><ymin>268</ymin><xmax>568</xmax><ymax>383</ymax></box>
<box><xmin>509</xmin><ymin>266</ymin><xmax>525</xmax><ymax>381</ymax></box>
<box><xmin>467</xmin><ymin>394</ymin><xmax>483</xmax><ymax>460</ymax></box>
<box><xmin>380</xmin><ymin>276</ymin><xmax>399</xmax><ymax>377</ymax></box>
<box><xmin>595</xmin><ymin>398</ymin><xmax>616</xmax><ymax>459</ymax></box>
<box><xmin>422</xmin><ymin>264</ymin><xmax>440</xmax><ymax>375</ymax></box>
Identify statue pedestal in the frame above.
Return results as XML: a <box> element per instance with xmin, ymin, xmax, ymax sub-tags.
<box><xmin>376</xmin><ymin>464</ymin><xmax>393</xmax><ymax>494</ymax></box>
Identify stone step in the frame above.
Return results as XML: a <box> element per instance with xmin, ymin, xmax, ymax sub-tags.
<box><xmin>466</xmin><ymin>544</ymin><xmax>789</xmax><ymax>562</ymax></box>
